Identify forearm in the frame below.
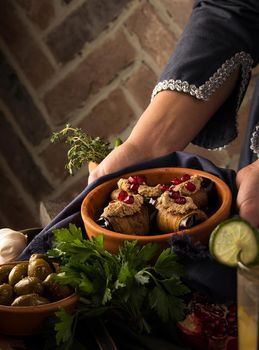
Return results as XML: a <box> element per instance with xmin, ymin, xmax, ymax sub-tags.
<box><xmin>127</xmin><ymin>69</ymin><xmax>240</xmax><ymax>159</ymax></box>
<box><xmin>88</xmin><ymin>69</ymin><xmax>239</xmax><ymax>183</ymax></box>
<box><xmin>89</xmin><ymin>0</ymin><xmax>259</xmax><ymax>183</ymax></box>
<box><xmin>152</xmin><ymin>0</ymin><xmax>259</xmax><ymax>150</ymax></box>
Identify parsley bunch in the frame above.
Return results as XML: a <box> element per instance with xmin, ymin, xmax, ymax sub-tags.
<box><xmin>50</xmin><ymin>124</ymin><xmax>112</xmax><ymax>175</ymax></box>
<box><xmin>48</xmin><ymin>224</ymin><xmax>189</xmax><ymax>347</ymax></box>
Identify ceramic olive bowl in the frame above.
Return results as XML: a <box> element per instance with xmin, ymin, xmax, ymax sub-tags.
<box><xmin>81</xmin><ymin>168</ymin><xmax>232</xmax><ymax>253</ymax></box>
<box><xmin>0</xmin><ymin>260</ymin><xmax>78</xmax><ymax>336</ymax></box>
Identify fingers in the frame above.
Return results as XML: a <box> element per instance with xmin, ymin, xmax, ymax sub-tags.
<box><xmin>88</xmin><ymin>146</ymin><xmax>124</xmax><ymax>184</ymax></box>
<box><xmin>88</xmin><ymin>141</ymin><xmax>146</xmax><ymax>184</ymax></box>
<box><xmin>237</xmin><ymin>198</ymin><xmax>259</xmax><ymax>227</ymax></box>
<box><xmin>236</xmin><ymin>160</ymin><xmax>259</xmax><ymax>227</ymax></box>
<box><xmin>88</xmin><ymin>163</ymin><xmax>102</xmax><ymax>184</ymax></box>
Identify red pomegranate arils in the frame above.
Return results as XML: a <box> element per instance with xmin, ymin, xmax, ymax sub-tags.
<box><xmin>160</xmin><ymin>184</ymin><xmax>169</xmax><ymax>192</ymax></box>
<box><xmin>128</xmin><ymin>176</ymin><xmax>137</xmax><ymax>184</ymax></box>
<box><xmin>181</xmin><ymin>174</ymin><xmax>191</xmax><ymax>182</ymax></box>
<box><xmin>124</xmin><ymin>195</ymin><xmax>134</xmax><ymax>204</ymax></box>
<box><xmin>170</xmin><ymin>191</ymin><xmax>181</xmax><ymax>199</ymax></box>
<box><xmin>185</xmin><ymin>181</ymin><xmax>196</xmax><ymax>192</ymax></box>
<box><xmin>117</xmin><ymin>190</ymin><xmax>128</xmax><ymax>201</ymax></box>
<box><xmin>178</xmin><ymin>294</ymin><xmax>238</xmax><ymax>348</ymax></box>
<box><xmin>130</xmin><ymin>183</ymin><xmax>139</xmax><ymax>193</ymax></box>
<box><xmin>135</xmin><ymin>175</ymin><xmax>145</xmax><ymax>185</ymax></box>
<box><xmin>174</xmin><ymin>196</ymin><xmax>187</xmax><ymax>204</ymax></box>
<box><xmin>128</xmin><ymin>175</ymin><xmax>145</xmax><ymax>185</ymax></box>
<box><xmin>171</xmin><ymin>177</ymin><xmax>182</xmax><ymax>185</ymax></box>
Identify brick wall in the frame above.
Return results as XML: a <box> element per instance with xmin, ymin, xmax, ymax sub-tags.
<box><xmin>0</xmin><ymin>0</ymin><xmax>257</xmax><ymax>230</ymax></box>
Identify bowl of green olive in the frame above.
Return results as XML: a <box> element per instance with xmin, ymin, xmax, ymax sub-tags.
<box><xmin>0</xmin><ymin>254</ymin><xmax>78</xmax><ymax>336</ymax></box>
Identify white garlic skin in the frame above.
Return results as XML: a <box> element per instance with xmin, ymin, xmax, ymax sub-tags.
<box><xmin>0</xmin><ymin>228</ymin><xmax>27</xmax><ymax>264</ymax></box>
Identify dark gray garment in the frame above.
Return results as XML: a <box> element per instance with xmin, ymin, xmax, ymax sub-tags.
<box><xmin>239</xmin><ymin>76</ymin><xmax>259</xmax><ymax>168</ymax></box>
<box><xmin>153</xmin><ymin>0</ymin><xmax>259</xmax><ymax>158</ymax></box>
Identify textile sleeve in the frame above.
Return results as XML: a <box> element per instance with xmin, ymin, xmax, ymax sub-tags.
<box><xmin>151</xmin><ymin>0</ymin><xmax>259</xmax><ymax>149</ymax></box>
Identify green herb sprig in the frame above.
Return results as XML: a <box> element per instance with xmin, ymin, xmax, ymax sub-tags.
<box><xmin>48</xmin><ymin>224</ymin><xmax>190</xmax><ymax>347</ymax></box>
<box><xmin>51</xmin><ymin>124</ymin><xmax>117</xmax><ymax>175</ymax></box>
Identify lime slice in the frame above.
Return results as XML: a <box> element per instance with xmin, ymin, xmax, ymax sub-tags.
<box><xmin>209</xmin><ymin>218</ymin><xmax>259</xmax><ymax>267</ymax></box>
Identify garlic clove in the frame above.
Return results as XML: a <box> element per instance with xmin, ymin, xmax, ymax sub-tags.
<box><xmin>0</xmin><ymin>228</ymin><xmax>27</xmax><ymax>264</ymax></box>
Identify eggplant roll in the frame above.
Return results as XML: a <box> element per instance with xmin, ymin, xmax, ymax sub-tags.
<box><xmin>156</xmin><ymin>208</ymin><xmax>208</xmax><ymax>233</ymax></box>
<box><xmin>102</xmin><ymin>206</ymin><xmax>149</xmax><ymax>236</ymax></box>
<box><xmin>190</xmin><ymin>188</ymin><xmax>208</xmax><ymax>208</ymax></box>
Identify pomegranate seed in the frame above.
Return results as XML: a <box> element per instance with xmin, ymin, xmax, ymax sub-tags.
<box><xmin>117</xmin><ymin>190</ymin><xmax>128</xmax><ymax>201</ymax></box>
<box><xmin>174</xmin><ymin>196</ymin><xmax>187</xmax><ymax>204</ymax></box>
<box><xmin>124</xmin><ymin>195</ymin><xmax>134</xmax><ymax>204</ymax></box>
<box><xmin>170</xmin><ymin>191</ymin><xmax>180</xmax><ymax>199</ymax></box>
<box><xmin>181</xmin><ymin>174</ymin><xmax>190</xmax><ymax>182</ymax></box>
<box><xmin>160</xmin><ymin>184</ymin><xmax>169</xmax><ymax>192</ymax></box>
<box><xmin>182</xmin><ymin>293</ymin><xmax>238</xmax><ymax>342</ymax></box>
<box><xmin>185</xmin><ymin>181</ymin><xmax>196</xmax><ymax>192</ymax></box>
<box><xmin>171</xmin><ymin>177</ymin><xmax>182</xmax><ymax>185</ymax></box>
<box><xmin>128</xmin><ymin>175</ymin><xmax>145</xmax><ymax>185</ymax></box>
<box><xmin>130</xmin><ymin>183</ymin><xmax>139</xmax><ymax>193</ymax></box>
<box><xmin>128</xmin><ymin>176</ymin><xmax>137</xmax><ymax>184</ymax></box>
<box><xmin>135</xmin><ymin>175</ymin><xmax>145</xmax><ymax>185</ymax></box>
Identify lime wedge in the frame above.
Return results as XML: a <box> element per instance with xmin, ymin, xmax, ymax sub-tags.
<box><xmin>209</xmin><ymin>218</ymin><xmax>259</xmax><ymax>267</ymax></box>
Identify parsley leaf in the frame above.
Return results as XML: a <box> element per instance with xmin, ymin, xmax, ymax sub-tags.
<box><xmin>48</xmin><ymin>225</ymin><xmax>190</xmax><ymax>346</ymax></box>
<box><xmin>154</xmin><ymin>248</ymin><xmax>184</xmax><ymax>278</ymax></box>
<box><xmin>55</xmin><ymin>308</ymin><xmax>75</xmax><ymax>346</ymax></box>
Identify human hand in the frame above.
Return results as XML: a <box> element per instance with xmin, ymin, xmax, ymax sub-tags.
<box><xmin>236</xmin><ymin>159</ymin><xmax>259</xmax><ymax>227</ymax></box>
<box><xmin>88</xmin><ymin>141</ymin><xmax>147</xmax><ymax>184</ymax></box>
<box><xmin>89</xmin><ymin>73</ymin><xmax>240</xmax><ymax>185</ymax></box>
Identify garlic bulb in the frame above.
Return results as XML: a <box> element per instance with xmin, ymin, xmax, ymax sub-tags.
<box><xmin>0</xmin><ymin>228</ymin><xmax>27</xmax><ymax>264</ymax></box>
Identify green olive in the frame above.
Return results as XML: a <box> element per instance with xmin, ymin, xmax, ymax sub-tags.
<box><xmin>29</xmin><ymin>254</ymin><xmax>55</xmax><ymax>271</ymax></box>
<box><xmin>14</xmin><ymin>276</ymin><xmax>44</xmax><ymax>296</ymax></box>
<box><xmin>43</xmin><ymin>273</ymin><xmax>74</xmax><ymax>301</ymax></box>
<box><xmin>11</xmin><ymin>293</ymin><xmax>50</xmax><ymax>306</ymax></box>
<box><xmin>8</xmin><ymin>262</ymin><xmax>29</xmax><ymax>286</ymax></box>
<box><xmin>0</xmin><ymin>283</ymin><xmax>14</xmax><ymax>305</ymax></box>
<box><xmin>0</xmin><ymin>265</ymin><xmax>13</xmax><ymax>284</ymax></box>
<box><xmin>29</xmin><ymin>253</ymin><xmax>48</xmax><ymax>261</ymax></box>
<box><xmin>28</xmin><ymin>258</ymin><xmax>54</xmax><ymax>281</ymax></box>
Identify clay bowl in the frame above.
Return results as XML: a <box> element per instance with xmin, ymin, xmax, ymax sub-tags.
<box><xmin>0</xmin><ymin>260</ymin><xmax>78</xmax><ymax>336</ymax></box>
<box><xmin>81</xmin><ymin>168</ymin><xmax>232</xmax><ymax>253</ymax></box>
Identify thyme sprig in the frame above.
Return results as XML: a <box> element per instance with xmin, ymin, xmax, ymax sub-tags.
<box><xmin>51</xmin><ymin>124</ymin><xmax>113</xmax><ymax>175</ymax></box>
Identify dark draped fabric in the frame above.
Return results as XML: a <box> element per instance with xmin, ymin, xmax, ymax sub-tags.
<box><xmin>18</xmin><ymin>151</ymin><xmax>237</xmax><ymax>303</ymax></box>
<box><xmin>155</xmin><ymin>0</ymin><xmax>259</xmax><ymax>153</ymax></box>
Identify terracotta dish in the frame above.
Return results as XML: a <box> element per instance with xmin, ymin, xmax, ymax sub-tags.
<box><xmin>81</xmin><ymin>168</ymin><xmax>232</xmax><ymax>253</ymax></box>
<box><xmin>0</xmin><ymin>260</ymin><xmax>78</xmax><ymax>336</ymax></box>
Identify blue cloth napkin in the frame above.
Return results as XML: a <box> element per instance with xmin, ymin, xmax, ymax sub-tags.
<box><xmin>18</xmin><ymin>151</ymin><xmax>238</xmax><ymax>303</ymax></box>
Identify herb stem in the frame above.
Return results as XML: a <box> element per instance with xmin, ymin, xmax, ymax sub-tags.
<box><xmin>51</xmin><ymin>124</ymin><xmax>112</xmax><ymax>174</ymax></box>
